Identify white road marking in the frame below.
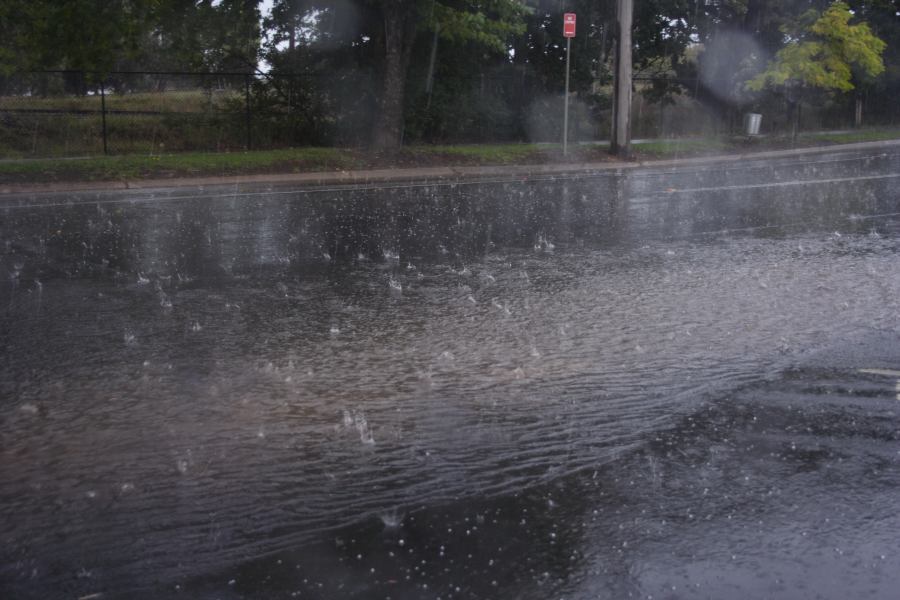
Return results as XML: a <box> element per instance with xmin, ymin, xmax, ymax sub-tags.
<box><xmin>858</xmin><ymin>369</ymin><xmax>900</xmax><ymax>400</ymax></box>
<box><xmin>858</xmin><ymin>368</ymin><xmax>900</xmax><ymax>377</ymax></box>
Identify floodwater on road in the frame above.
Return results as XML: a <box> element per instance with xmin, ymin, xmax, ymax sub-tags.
<box><xmin>2</xmin><ymin>201</ymin><xmax>900</xmax><ymax>598</ymax></box>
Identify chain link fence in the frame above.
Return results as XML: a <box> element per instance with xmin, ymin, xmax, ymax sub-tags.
<box><xmin>1</xmin><ymin>70</ymin><xmax>890</xmax><ymax>159</ymax></box>
<box><xmin>0</xmin><ymin>71</ymin><xmax>326</xmax><ymax>158</ymax></box>
<box><xmin>0</xmin><ymin>69</ymin><xmax>599</xmax><ymax>158</ymax></box>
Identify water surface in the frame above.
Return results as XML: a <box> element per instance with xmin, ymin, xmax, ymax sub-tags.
<box><xmin>2</xmin><ymin>180</ymin><xmax>900</xmax><ymax>598</ymax></box>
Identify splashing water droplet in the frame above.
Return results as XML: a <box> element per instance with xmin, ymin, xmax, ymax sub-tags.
<box><xmin>351</xmin><ymin>411</ymin><xmax>375</xmax><ymax>445</ymax></box>
<box><xmin>380</xmin><ymin>509</ymin><xmax>405</xmax><ymax>529</ymax></box>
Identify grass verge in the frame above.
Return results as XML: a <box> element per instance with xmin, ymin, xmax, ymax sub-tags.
<box><xmin>2</xmin><ymin>129</ymin><xmax>899</xmax><ymax>186</ymax></box>
<box><xmin>0</xmin><ymin>143</ymin><xmax>583</xmax><ymax>184</ymax></box>
<box><xmin>0</xmin><ymin>147</ymin><xmax>363</xmax><ymax>183</ymax></box>
<box><xmin>802</xmin><ymin>128</ymin><xmax>900</xmax><ymax>144</ymax></box>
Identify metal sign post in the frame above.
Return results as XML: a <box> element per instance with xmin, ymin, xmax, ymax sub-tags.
<box><xmin>563</xmin><ymin>13</ymin><xmax>575</xmax><ymax>157</ymax></box>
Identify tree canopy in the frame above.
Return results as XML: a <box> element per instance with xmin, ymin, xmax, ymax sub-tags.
<box><xmin>746</xmin><ymin>2</ymin><xmax>886</xmax><ymax>94</ymax></box>
<box><xmin>1</xmin><ymin>0</ymin><xmax>896</xmax><ymax>146</ymax></box>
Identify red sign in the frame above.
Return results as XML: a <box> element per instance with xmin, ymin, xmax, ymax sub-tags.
<box><xmin>563</xmin><ymin>13</ymin><xmax>576</xmax><ymax>38</ymax></box>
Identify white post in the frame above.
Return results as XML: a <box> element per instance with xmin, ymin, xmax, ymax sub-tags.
<box><xmin>564</xmin><ymin>36</ymin><xmax>571</xmax><ymax>156</ymax></box>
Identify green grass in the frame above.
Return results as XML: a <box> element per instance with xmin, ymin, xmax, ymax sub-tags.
<box><xmin>0</xmin><ymin>89</ymin><xmax>239</xmax><ymax>113</ymax></box>
<box><xmin>0</xmin><ymin>147</ymin><xmax>361</xmax><ymax>183</ymax></box>
<box><xmin>632</xmin><ymin>138</ymin><xmax>733</xmax><ymax>158</ymax></box>
<box><xmin>630</xmin><ymin>127</ymin><xmax>900</xmax><ymax>159</ymax></box>
<box><xmin>0</xmin><ymin>143</ymin><xmax>546</xmax><ymax>184</ymax></box>
<box><xmin>801</xmin><ymin>128</ymin><xmax>900</xmax><ymax>144</ymax></box>
<box><xmin>3</xmin><ymin>129</ymin><xmax>900</xmax><ymax>185</ymax></box>
<box><xmin>0</xmin><ymin>111</ymin><xmax>249</xmax><ymax>158</ymax></box>
<box><xmin>0</xmin><ymin>143</ymin><xmax>576</xmax><ymax>184</ymax></box>
<box><xmin>415</xmin><ymin>143</ymin><xmax>545</xmax><ymax>162</ymax></box>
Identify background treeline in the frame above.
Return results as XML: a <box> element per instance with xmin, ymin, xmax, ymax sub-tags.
<box><xmin>0</xmin><ymin>0</ymin><xmax>897</xmax><ymax>152</ymax></box>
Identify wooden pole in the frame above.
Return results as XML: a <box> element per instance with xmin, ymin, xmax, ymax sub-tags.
<box><xmin>612</xmin><ymin>0</ymin><xmax>633</xmax><ymax>159</ymax></box>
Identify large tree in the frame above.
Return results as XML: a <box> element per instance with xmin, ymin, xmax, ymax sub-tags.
<box><xmin>370</xmin><ymin>0</ymin><xmax>527</xmax><ymax>149</ymax></box>
<box><xmin>747</xmin><ymin>2</ymin><xmax>885</xmax><ymax>93</ymax></box>
<box><xmin>746</xmin><ymin>1</ymin><xmax>885</xmax><ymax>136</ymax></box>
<box><xmin>0</xmin><ymin>0</ymin><xmax>262</xmax><ymax>77</ymax></box>
<box><xmin>261</xmin><ymin>0</ymin><xmax>527</xmax><ymax>149</ymax></box>
<box><xmin>0</xmin><ymin>0</ymin><xmax>155</xmax><ymax>77</ymax></box>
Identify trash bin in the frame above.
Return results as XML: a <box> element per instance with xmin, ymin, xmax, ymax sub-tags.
<box><xmin>743</xmin><ymin>112</ymin><xmax>762</xmax><ymax>136</ymax></box>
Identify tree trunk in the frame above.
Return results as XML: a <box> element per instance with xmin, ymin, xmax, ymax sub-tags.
<box><xmin>372</xmin><ymin>1</ymin><xmax>417</xmax><ymax>151</ymax></box>
<box><xmin>743</xmin><ymin>0</ymin><xmax>766</xmax><ymax>34</ymax></box>
<box><xmin>425</xmin><ymin>25</ymin><xmax>439</xmax><ymax>109</ymax></box>
<box><xmin>789</xmin><ymin>100</ymin><xmax>800</xmax><ymax>145</ymax></box>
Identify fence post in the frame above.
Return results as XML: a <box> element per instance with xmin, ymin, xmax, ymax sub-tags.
<box><xmin>245</xmin><ymin>73</ymin><xmax>252</xmax><ymax>151</ymax></box>
<box><xmin>100</xmin><ymin>78</ymin><xmax>109</xmax><ymax>155</ymax></box>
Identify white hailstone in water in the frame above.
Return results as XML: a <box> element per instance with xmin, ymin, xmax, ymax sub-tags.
<box><xmin>354</xmin><ymin>411</ymin><xmax>375</xmax><ymax>445</ymax></box>
<box><xmin>381</xmin><ymin>510</ymin><xmax>404</xmax><ymax>529</ymax></box>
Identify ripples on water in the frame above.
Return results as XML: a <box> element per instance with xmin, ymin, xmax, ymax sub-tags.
<box><xmin>2</xmin><ymin>227</ymin><xmax>900</xmax><ymax>597</ymax></box>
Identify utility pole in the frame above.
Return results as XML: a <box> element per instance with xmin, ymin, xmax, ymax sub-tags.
<box><xmin>612</xmin><ymin>0</ymin><xmax>633</xmax><ymax>159</ymax></box>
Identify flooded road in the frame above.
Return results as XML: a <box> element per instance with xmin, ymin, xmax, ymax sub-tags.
<box><xmin>2</xmin><ymin>151</ymin><xmax>900</xmax><ymax>598</ymax></box>
<box><xmin>3</xmin><ymin>227</ymin><xmax>900</xmax><ymax>598</ymax></box>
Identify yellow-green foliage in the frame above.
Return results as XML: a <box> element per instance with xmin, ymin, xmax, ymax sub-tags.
<box><xmin>747</xmin><ymin>2</ymin><xmax>886</xmax><ymax>93</ymax></box>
